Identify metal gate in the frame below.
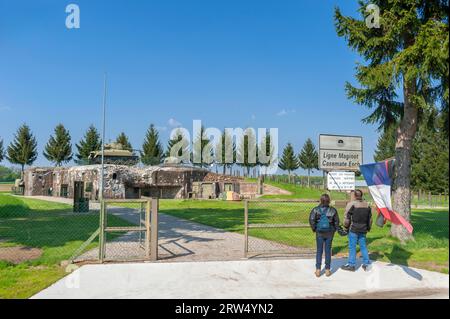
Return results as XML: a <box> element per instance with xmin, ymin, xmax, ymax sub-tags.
<box><xmin>244</xmin><ymin>199</ymin><xmax>319</xmax><ymax>258</ymax></box>
<box><xmin>69</xmin><ymin>198</ymin><xmax>159</xmax><ymax>264</ymax></box>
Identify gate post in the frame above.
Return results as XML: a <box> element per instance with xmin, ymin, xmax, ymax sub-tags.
<box><xmin>98</xmin><ymin>200</ymin><xmax>106</xmax><ymax>262</ymax></box>
<box><xmin>150</xmin><ymin>198</ymin><xmax>159</xmax><ymax>261</ymax></box>
<box><xmin>145</xmin><ymin>199</ymin><xmax>151</xmax><ymax>260</ymax></box>
<box><xmin>244</xmin><ymin>200</ymin><xmax>248</xmax><ymax>258</ymax></box>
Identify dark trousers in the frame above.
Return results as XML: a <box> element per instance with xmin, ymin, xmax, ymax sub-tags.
<box><xmin>316</xmin><ymin>234</ymin><xmax>333</xmax><ymax>270</ymax></box>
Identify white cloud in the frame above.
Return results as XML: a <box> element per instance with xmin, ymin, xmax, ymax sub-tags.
<box><xmin>0</xmin><ymin>106</ymin><xmax>11</xmax><ymax>111</ymax></box>
<box><xmin>276</xmin><ymin>108</ymin><xmax>296</xmax><ymax>116</ymax></box>
<box><xmin>168</xmin><ymin>118</ymin><xmax>182</xmax><ymax>127</ymax></box>
<box><xmin>156</xmin><ymin>126</ymin><xmax>168</xmax><ymax>132</ymax></box>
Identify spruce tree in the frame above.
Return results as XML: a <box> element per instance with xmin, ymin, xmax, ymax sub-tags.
<box><xmin>115</xmin><ymin>132</ymin><xmax>133</xmax><ymax>151</ymax></box>
<box><xmin>75</xmin><ymin>125</ymin><xmax>102</xmax><ymax>164</ymax></box>
<box><xmin>335</xmin><ymin>1</ymin><xmax>448</xmax><ymax>241</ymax></box>
<box><xmin>237</xmin><ymin>129</ymin><xmax>257</xmax><ymax>176</ymax></box>
<box><xmin>7</xmin><ymin>124</ymin><xmax>38</xmax><ymax>174</ymax></box>
<box><xmin>258</xmin><ymin>131</ymin><xmax>276</xmax><ymax>176</ymax></box>
<box><xmin>165</xmin><ymin>129</ymin><xmax>190</xmax><ymax>163</ymax></box>
<box><xmin>0</xmin><ymin>137</ymin><xmax>4</xmax><ymax>163</ymax></box>
<box><xmin>43</xmin><ymin>124</ymin><xmax>73</xmax><ymax>166</ymax></box>
<box><xmin>216</xmin><ymin>130</ymin><xmax>236</xmax><ymax>175</ymax></box>
<box><xmin>141</xmin><ymin>124</ymin><xmax>163</xmax><ymax>166</ymax></box>
<box><xmin>278</xmin><ymin>143</ymin><xmax>299</xmax><ymax>183</ymax></box>
<box><xmin>192</xmin><ymin>126</ymin><xmax>212</xmax><ymax>168</ymax></box>
<box><xmin>373</xmin><ymin>125</ymin><xmax>397</xmax><ymax>162</ymax></box>
<box><xmin>298</xmin><ymin>138</ymin><xmax>318</xmax><ymax>187</ymax></box>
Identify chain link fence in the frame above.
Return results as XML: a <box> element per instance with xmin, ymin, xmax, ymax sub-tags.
<box><xmin>0</xmin><ymin>193</ymin><xmax>159</xmax><ymax>268</ymax></box>
<box><xmin>244</xmin><ymin>199</ymin><xmax>319</xmax><ymax>258</ymax></box>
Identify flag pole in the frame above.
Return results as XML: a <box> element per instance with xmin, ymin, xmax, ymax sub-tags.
<box><xmin>100</xmin><ymin>73</ymin><xmax>107</xmax><ymax>201</ymax></box>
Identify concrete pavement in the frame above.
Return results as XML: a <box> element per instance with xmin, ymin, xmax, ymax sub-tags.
<box><xmin>33</xmin><ymin>258</ymin><xmax>449</xmax><ymax>299</ymax></box>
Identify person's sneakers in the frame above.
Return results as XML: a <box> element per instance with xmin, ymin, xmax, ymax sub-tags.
<box><xmin>362</xmin><ymin>264</ymin><xmax>371</xmax><ymax>272</ymax></box>
<box><xmin>325</xmin><ymin>269</ymin><xmax>332</xmax><ymax>277</ymax></box>
<box><xmin>315</xmin><ymin>269</ymin><xmax>321</xmax><ymax>278</ymax></box>
<box><xmin>341</xmin><ymin>264</ymin><xmax>356</xmax><ymax>272</ymax></box>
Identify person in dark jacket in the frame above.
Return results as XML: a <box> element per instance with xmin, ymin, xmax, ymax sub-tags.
<box><xmin>309</xmin><ymin>194</ymin><xmax>340</xmax><ymax>277</ymax></box>
<box><xmin>341</xmin><ymin>189</ymin><xmax>373</xmax><ymax>272</ymax></box>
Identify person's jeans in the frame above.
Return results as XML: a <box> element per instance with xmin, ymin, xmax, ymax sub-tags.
<box><xmin>348</xmin><ymin>231</ymin><xmax>370</xmax><ymax>267</ymax></box>
<box><xmin>316</xmin><ymin>234</ymin><xmax>333</xmax><ymax>270</ymax></box>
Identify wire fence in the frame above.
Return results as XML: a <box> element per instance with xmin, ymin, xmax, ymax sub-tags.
<box><xmin>0</xmin><ymin>194</ymin><xmax>159</xmax><ymax>267</ymax></box>
<box><xmin>244</xmin><ymin>199</ymin><xmax>319</xmax><ymax>258</ymax></box>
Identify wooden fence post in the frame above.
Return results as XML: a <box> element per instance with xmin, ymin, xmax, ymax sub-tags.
<box><xmin>244</xmin><ymin>200</ymin><xmax>248</xmax><ymax>258</ymax></box>
<box><xmin>150</xmin><ymin>198</ymin><xmax>159</xmax><ymax>262</ymax></box>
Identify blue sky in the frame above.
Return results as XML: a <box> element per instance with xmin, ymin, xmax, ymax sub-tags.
<box><xmin>0</xmin><ymin>0</ymin><xmax>379</xmax><ymax>173</ymax></box>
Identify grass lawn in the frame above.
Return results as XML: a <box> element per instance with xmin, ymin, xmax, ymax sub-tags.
<box><xmin>0</xmin><ymin>194</ymin><xmax>129</xmax><ymax>298</ymax></box>
<box><xmin>245</xmin><ymin>179</ymin><xmax>349</xmax><ymax>200</ymax></box>
<box><xmin>159</xmin><ymin>199</ymin><xmax>449</xmax><ymax>274</ymax></box>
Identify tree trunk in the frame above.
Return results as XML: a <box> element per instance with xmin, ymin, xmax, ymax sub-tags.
<box><xmin>222</xmin><ymin>165</ymin><xmax>226</xmax><ymax>175</ymax></box>
<box><xmin>391</xmin><ymin>78</ymin><xmax>418</xmax><ymax>242</ymax></box>
<box><xmin>307</xmin><ymin>169</ymin><xmax>311</xmax><ymax>188</ymax></box>
<box><xmin>288</xmin><ymin>171</ymin><xmax>291</xmax><ymax>183</ymax></box>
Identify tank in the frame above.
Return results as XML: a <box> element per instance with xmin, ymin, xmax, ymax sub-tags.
<box><xmin>88</xmin><ymin>143</ymin><xmax>139</xmax><ymax>165</ymax></box>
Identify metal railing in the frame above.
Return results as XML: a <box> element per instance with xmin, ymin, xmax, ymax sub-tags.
<box><xmin>244</xmin><ymin>199</ymin><xmax>319</xmax><ymax>258</ymax></box>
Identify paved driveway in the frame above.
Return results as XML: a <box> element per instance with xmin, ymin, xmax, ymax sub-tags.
<box><xmin>32</xmin><ymin>259</ymin><xmax>449</xmax><ymax>299</ymax></box>
<box><xmin>27</xmin><ymin>196</ymin><xmax>307</xmax><ymax>263</ymax></box>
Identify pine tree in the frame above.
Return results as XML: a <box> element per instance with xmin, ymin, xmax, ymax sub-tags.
<box><xmin>258</xmin><ymin>131</ymin><xmax>276</xmax><ymax>176</ymax></box>
<box><xmin>165</xmin><ymin>128</ymin><xmax>190</xmax><ymax>163</ymax></box>
<box><xmin>237</xmin><ymin>129</ymin><xmax>257</xmax><ymax>176</ymax></box>
<box><xmin>0</xmin><ymin>137</ymin><xmax>4</xmax><ymax>163</ymax></box>
<box><xmin>192</xmin><ymin>126</ymin><xmax>212</xmax><ymax>168</ymax></box>
<box><xmin>43</xmin><ymin>124</ymin><xmax>73</xmax><ymax>166</ymax></box>
<box><xmin>115</xmin><ymin>132</ymin><xmax>133</xmax><ymax>151</ymax></box>
<box><xmin>6</xmin><ymin>124</ymin><xmax>38</xmax><ymax>174</ymax></box>
<box><xmin>75</xmin><ymin>125</ymin><xmax>102</xmax><ymax>164</ymax></box>
<box><xmin>278</xmin><ymin>143</ymin><xmax>299</xmax><ymax>183</ymax></box>
<box><xmin>216</xmin><ymin>130</ymin><xmax>236</xmax><ymax>175</ymax></box>
<box><xmin>298</xmin><ymin>138</ymin><xmax>318</xmax><ymax>187</ymax></box>
<box><xmin>373</xmin><ymin>125</ymin><xmax>397</xmax><ymax>162</ymax></box>
<box><xmin>141</xmin><ymin>124</ymin><xmax>163</xmax><ymax>166</ymax></box>
<box><xmin>335</xmin><ymin>1</ymin><xmax>448</xmax><ymax>241</ymax></box>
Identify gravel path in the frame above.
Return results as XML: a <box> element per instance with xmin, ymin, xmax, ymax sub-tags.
<box><xmin>27</xmin><ymin>196</ymin><xmax>311</xmax><ymax>263</ymax></box>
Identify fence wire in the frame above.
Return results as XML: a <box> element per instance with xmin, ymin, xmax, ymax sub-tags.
<box><xmin>245</xmin><ymin>200</ymin><xmax>319</xmax><ymax>258</ymax></box>
<box><xmin>0</xmin><ymin>193</ymin><xmax>159</xmax><ymax>268</ymax></box>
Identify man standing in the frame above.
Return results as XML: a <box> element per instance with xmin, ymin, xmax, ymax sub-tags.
<box><xmin>341</xmin><ymin>189</ymin><xmax>373</xmax><ymax>272</ymax></box>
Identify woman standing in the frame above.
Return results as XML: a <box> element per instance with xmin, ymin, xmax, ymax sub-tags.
<box><xmin>309</xmin><ymin>194</ymin><xmax>340</xmax><ymax>277</ymax></box>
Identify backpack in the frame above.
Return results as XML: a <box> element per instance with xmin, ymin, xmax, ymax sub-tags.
<box><xmin>316</xmin><ymin>207</ymin><xmax>331</xmax><ymax>233</ymax></box>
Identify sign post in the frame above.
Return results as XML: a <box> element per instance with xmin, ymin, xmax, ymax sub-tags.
<box><xmin>319</xmin><ymin>134</ymin><xmax>363</xmax><ymax>193</ymax></box>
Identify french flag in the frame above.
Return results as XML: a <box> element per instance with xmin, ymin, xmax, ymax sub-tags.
<box><xmin>360</xmin><ymin>160</ymin><xmax>414</xmax><ymax>234</ymax></box>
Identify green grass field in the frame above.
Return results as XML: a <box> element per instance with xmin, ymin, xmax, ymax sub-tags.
<box><xmin>0</xmin><ymin>183</ymin><xmax>448</xmax><ymax>298</ymax></box>
<box><xmin>0</xmin><ymin>194</ymin><xmax>129</xmax><ymax>298</ymax></box>
<box><xmin>157</xmin><ymin>199</ymin><xmax>448</xmax><ymax>274</ymax></box>
<box><xmin>246</xmin><ymin>179</ymin><xmax>348</xmax><ymax>200</ymax></box>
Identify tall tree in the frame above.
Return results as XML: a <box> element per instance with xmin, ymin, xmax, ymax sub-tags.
<box><xmin>141</xmin><ymin>124</ymin><xmax>163</xmax><ymax>165</ymax></box>
<box><xmin>298</xmin><ymin>138</ymin><xmax>319</xmax><ymax>187</ymax></box>
<box><xmin>43</xmin><ymin>124</ymin><xmax>73</xmax><ymax>166</ymax></box>
<box><xmin>6</xmin><ymin>124</ymin><xmax>38</xmax><ymax>174</ymax></box>
<box><xmin>75</xmin><ymin>125</ymin><xmax>102</xmax><ymax>164</ymax></box>
<box><xmin>258</xmin><ymin>131</ymin><xmax>276</xmax><ymax>176</ymax></box>
<box><xmin>216</xmin><ymin>130</ymin><xmax>236</xmax><ymax>175</ymax></box>
<box><xmin>237</xmin><ymin>129</ymin><xmax>257</xmax><ymax>176</ymax></box>
<box><xmin>373</xmin><ymin>125</ymin><xmax>397</xmax><ymax>162</ymax></box>
<box><xmin>192</xmin><ymin>125</ymin><xmax>212</xmax><ymax>168</ymax></box>
<box><xmin>165</xmin><ymin>128</ymin><xmax>190</xmax><ymax>163</ymax></box>
<box><xmin>278</xmin><ymin>143</ymin><xmax>299</xmax><ymax>183</ymax></box>
<box><xmin>0</xmin><ymin>137</ymin><xmax>4</xmax><ymax>163</ymax></box>
<box><xmin>335</xmin><ymin>1</ymin><xmax>448</xmax><ymax>241</ymax></box>
<box><xmin>115</xmin><ymin>132</ymin><xmax>133</xmax><ymax>151</ymax></box>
